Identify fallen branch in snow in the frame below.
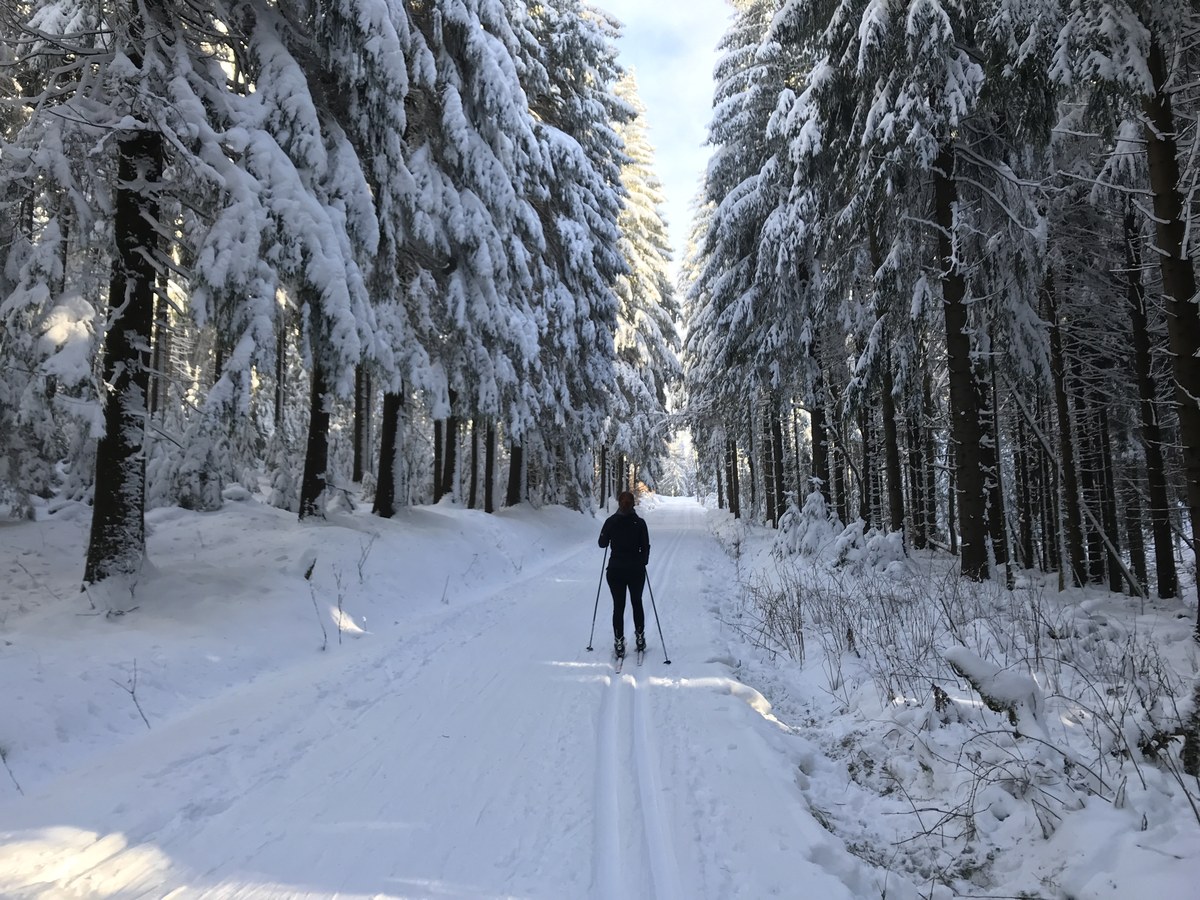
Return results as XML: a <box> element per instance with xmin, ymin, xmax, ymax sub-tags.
<box><xmin>0</xmin><ymin>745</ymin><xmax>22</xmax><ymax>795</ymax></box>
<box><xmin>111</xmin><ymin>659</ymin><xmax>150</xmax><ymax>729</ymax></box>
<box><xmin>304</xmin><ymin>557</ymin><xmax>328</xmax><ymax>651</ymax></box>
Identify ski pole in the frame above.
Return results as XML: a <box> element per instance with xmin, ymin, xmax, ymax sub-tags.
<box><xmin>586</xmin><ymin>547</ymin><xmax>608</xmax><ymax>651</ymax></box>
<box><xmin>645</xmin><ymin>571</ymin><xmax>671</xmax><ymax>664</ymax></box>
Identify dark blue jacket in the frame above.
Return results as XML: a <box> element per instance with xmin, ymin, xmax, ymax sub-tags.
<box><xmin>598</xmin><ymin>510</ymin><xmax>650</xmax><ymax>569</ymax></box>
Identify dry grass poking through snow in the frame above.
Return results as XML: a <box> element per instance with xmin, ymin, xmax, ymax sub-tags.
<box><xmin>713</xmin><ymin>512</ymin><xmax>1200</xmax><ymax>898</ymax></box>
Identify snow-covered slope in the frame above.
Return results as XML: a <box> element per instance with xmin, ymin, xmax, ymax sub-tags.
<box><xmin>0</xmin><ymin>496</ymin><xmax>882</xmax><ymax>899</ymax></box>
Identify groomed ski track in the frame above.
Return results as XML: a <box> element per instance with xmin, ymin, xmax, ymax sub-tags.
<box><xmin>0</xmin><ymin>497</ymin><xmax>869</xmax><ymax>899</ymax></box>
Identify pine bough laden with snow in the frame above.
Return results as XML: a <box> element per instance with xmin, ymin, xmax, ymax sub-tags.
<box><xmin>683</xmin><ymin>0</ymin><xmax>1200</xmax><ymax>633</ymax></box>
<box><xmin>0</xmin><ymin>0</ymin><xmax>680</xmax><ymax>578</ymax></box>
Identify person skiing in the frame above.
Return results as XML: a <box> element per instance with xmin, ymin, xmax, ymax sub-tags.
<box><xmin>597</xmin><ymin>490</ymin><xmax>650</xmax><ymax>658</ymax></box>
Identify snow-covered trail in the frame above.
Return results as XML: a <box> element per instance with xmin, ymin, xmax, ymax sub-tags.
<box><xmin>0</xmin><ymin>497</ymin><xmax>871</xmax><ymax>899</ymax></box>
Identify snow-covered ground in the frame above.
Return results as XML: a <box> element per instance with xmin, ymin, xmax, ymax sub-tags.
<box><xmin>0</xmin><ymin>494</ymin><xmax>1197</xmax><ymax>898</ymax></box>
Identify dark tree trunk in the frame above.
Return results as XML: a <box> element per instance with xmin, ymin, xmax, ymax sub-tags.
<box><xmin>881</xmin><ymin>358</ymin><xmax>905</xmax><ymax>534</ymax></box>
<box><xmin>793</xmin><ymin>405</ymin><xmax>805</xmax><ymax>502</ymax></box>
<box><xmin>947</xmin><ymin>442</ymin><xmax>958</xmax><ymax>556</ymax></box>
<box><xmin>1040</xmin><ymin>395</ymin><xmax>1062</xmax><ymax>573</ymax></box>
<box><xmin>468</xmin><ymin>419</ymin><xmax>480</xmax><ymax>509</ymax></box>
<box><xmin>1143</xmin><ymin>37</ymin><xmax>1200</xmax><ymax>636</ymax></box>
<box><xmin>1125</xmin><ymin>209</ymin><xmax>1178</xmax><ymax>598</ymax></box>
<box><xmin>506</xmin><ymin>442</ymin><xmax>523</xmax><ymax>506</ymax></box>
<box><xmin>771</xmin><ymin>402</ymin><xmax>785</xmax><ymax>525</ymax></box>
<box><xmin>832</xmin><ymin>436</ymin><xmax>848</xmax><ymax>525</ymax></box>
<box><xmin>810</xmin><ymin>395</ymin><xmax>831</xmax><ymax>504</ymax></box>
<box><xmin>598</xmin><ymin>445</ymin><xmax>608</xmax><ymax>507</ymax></box>
<box><xmin>274</xmin><ymin>307</ymin><xmax>286</xmax><ymax>430</ymax></box>
<box><xmin>484</xmin><ymin>421</ymin><xmax>496</xmax><ymax>514</ymax></box>
<box><xmin>858</xmin><ymin>400</ymin><xmax>873</xmax><ymax>525</ymax></box>
<box><xmin>1098</xmin><ymin>407</ymin><xmax>1123</xmax><ymax>593</ymax></box>
<box><xmin>935</xmin><ymin>143</ymin><xmax>990</xmax><ymax>579</ymax></box>
<box><xmin>746</xmin><ymin>412</ymin><xmax>758</xmax><ymax>517</ymax></box>
<box><xmin>921</xmin><ymin>369</ymin><xmax>938</xmax><ymax>541</ymax></box>
<box><xmin>1123</xmin><ymin>442</ymin><xmax>1149</xmax><ymax>595</ymax></box>
<box><xmin>907</xmin><ymin>413</ymin><xmax>928</xmax><ymax>548</ymax></box>
<box><xmin>299</xmin><ymin>357</ymin><xmax>331</xmax><ymax>520</ymax></box>
<box><xmin>84</xmin><ymin>126</ymin><xmax>162</xmax><ymax>585</ymax></box>
<box><xmin>987</xmin><ymin>367</ymin><xmax>1010</xmax><ymax>585</ymax></box>
<box><xmin>441</xmin><ymin>389</ymin><xmax>458</xmax><ymax>501</ymax></box>
<box><xmin>763</xmin><ymin>405</ymin><xmax>777</xmax><ymax>527</ymax></box>
<box><xmin>1046</xmin><ymin>274</ymin><xmax>1087</xmax><ymax>586</ymax></box>
<box><xmin>715</xmin><ymin>446</ymin><xmax>725</xmax><ymax>510</ymax></box>
<box><xmin>1015</xmin><ymin>416</ymin><xmax>1036</xmax><ymax>569</ymax></box>
<box><xmin>1075</xmin><ymin>386</ymin><xmax>1106</xmax><ymax>583</ymax></box>
<box><xmin>373</xmin><ymin>390</ymin><xmax>402</xmax><ymax>517</ymax></box>
<box><xmin>373</xmin><ymin>390</ymin><xmax>404</xmax><ymax>518</ymax></box>
<box><xmin>433</xmin><ymin>421</ymin><xmax>443</xmax><ymax>502</ymax></box>
<box><xmin>149</xmin><ymin>278</ymin><xmax>168</xmax><ymax>418</ymax></box>
<box><xmin>353</xmin><ymin>365</ymin><xmax>370</xmax><ymax>483</ymax></box>
<box><xmin>726</xmin><ymin>438</ymin><xmax>741</xmax><ymax>519</ymax></box>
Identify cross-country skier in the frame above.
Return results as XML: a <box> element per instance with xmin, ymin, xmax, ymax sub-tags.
<box><xmin>597</xmin><ymin>490</ymin><xmax>650</xmax><ymax>658</ymax></box>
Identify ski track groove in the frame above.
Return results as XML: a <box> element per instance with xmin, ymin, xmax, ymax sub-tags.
<box><xmin>631</xmin><ymin>674</ymin><xmax>682</xmax><ymax>900</ymax></box>
<box><xmin>593</xmin><ymin>672</ymin><xmax>624</xmax><ymax>900</ymax></box>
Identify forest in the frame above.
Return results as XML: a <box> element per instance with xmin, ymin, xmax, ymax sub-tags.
<box><xmin>2</xmin><ymin>0</ymin><xmax>1199</xmax><ymax>637</ymax></box>
<box><xmin>684</xmin><ymin>0</ymin><xmax>1200</xmax><ymax>637</ymax></box>
<box><xmin>0</xmin><ymin>0</ymin><xmax>681</xmax><ymax>585</ymax></box>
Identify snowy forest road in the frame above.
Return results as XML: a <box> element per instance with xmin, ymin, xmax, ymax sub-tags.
<box><xmin>0</xmin><ymin>497</ymin><xmax>870</xmax><ymax>899</ymax></box>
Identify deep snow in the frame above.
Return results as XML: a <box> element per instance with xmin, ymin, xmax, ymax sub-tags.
<box><xmin>0</xmin><ymin>494</ymin><xmax>1197</xmax><ymax>899</ymax></box>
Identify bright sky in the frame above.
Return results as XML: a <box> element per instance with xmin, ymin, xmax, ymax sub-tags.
<box><xmin>597</xmin><ymin>0</ymin><xmax>734</xmax><ymax>267</ymax></box>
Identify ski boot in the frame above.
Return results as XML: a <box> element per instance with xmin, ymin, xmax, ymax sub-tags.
<box><xmin>635</xmin><ymin>631</ymin><xmax>646</xmax><ymax>653</ymax></box>
<box><xmin>614</xmin><ymin>636</ymin><xmax>626</xmax><ymax>658</ymax></box>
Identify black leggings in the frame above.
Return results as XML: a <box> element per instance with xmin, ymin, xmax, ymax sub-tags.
<box><xmin>607</xmin><ymin>566</ymin><xmax>646</xmax><ymax>639</ymax></box>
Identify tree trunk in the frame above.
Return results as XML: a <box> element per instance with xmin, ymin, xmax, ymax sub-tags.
<box><xmin>84</xmin><ymin>126</ymin><xmax>162</xmax><ymax>585</ymax></box>
<box><xmin>726</xmin><ymin>437</ymin><xmax>741</xmax><ymax>519</ymax></box>
<box><xmin>881</xmin><ymin>356</ymin><xmax>905</xmax><ymax>534</ymax></box>
<box><xmin>947</xmin><ymin>442</ymin><xmax>958</xmax><ymax>557</ymax></box>
<box><xmin>298</xmin><ymin>357</ymin><xmax>331</xmax><ymax>520</ymax></box>
<box><xmin>373</xmin><ymin>390</ymin><xmax>404</xmax><ymax>518</ymax></box>
<box><xmin>1046</xmin><ymin>273</ymin><xmax>1087</xmax><ymax>586</ymax></box>
<box><xmin>274</xmin><ymin>307</ymin><xmax>286</xmax><ymax>430</ymax></box>
<box><xmin>746</xmin><ymin>412</ymin><xmax>757</xmax><ymax>517</ymax></box>
<box><xmin>1015</xmin><ymin>416</ymin><xmax>1036</xmax><ymax>569</ymax></box>
<box><xmin>987</xmin><ymin>366</ymin><xmax>1010</xmax><ymax>585</ymax></box>
<box><xmin>858</xmin><ymin>400</ymin><xmax>873</xmax><ymax>525</ymax></box>
<box><xmin>763</xmin><ymin>404</ymin><xmax>777</xmax><ymax>527</ymax></box>
<box><xmin>1143</xmin><ymin>36</ymin><xmax>1200</xmax><ymax>636</ymax></box>
<box><xmin>441</xmin><ymin>389</ymin><xmax>459</xmax><ymax>501</ymax></box>
<box><xmin>771</xmin><ymin>401</ymin><xmax>785</xmax><ymax>524</ymax></box>
<box><xmin>1123</xmin><ymin>439</ymin><xmax>1149</xmax><ymax>595</ymax></box>
<box><xmin>793</xmin><ymin>405</ymin><xmax>805</xmax><ymax>502</ymax></box>
<box><xmin>484</xmin><ymin>421</ymin><xmax>496</xmax><ymax>514</ymax></box>
<box><xmin>1075</xmin><ymin>385</ymin><xmax>1106</xmax><ymax>584</ymax></box>
<box><xmin>353</xmin><ymin>365</ymin><xmax>369</xmax><ymax>483</ymax></box>
<box><xmin>468</xmin><ymin>419</ymin><xmax>479</xmax><ymax>509</ymax></box>
<box><xmin>1098</xmin><ymin>407</ymin><xmax>1123</xmax><ymax>593</ymax></box>
<box><xmin>149</xmin><ymin>276</ymin><xmax>168</xmax><ymax>419</ymax></box>
<box><xmin>832</xmin><ymin>435</ymin><xmax>848</xmax><ymax>525</ymax></box>
<box><xmin>1125</xmin><ymin>209</ymin><xmax>1178</xmax><ymax>598</ymax></box>
<box><xmin>908</xmin><ymin>413</ymin><xmax>927</xmax><ymax>548</ymax></box>
<box><xmin>433</xmin><ymin>421</ymin><xmax>443</xmax><ymax>502</ymax></box>
<box><xmin>598</xmin><ymin>445</ymin><xmax>608</xmax><ymax>507</ymax></box>
<box><xmin>921</xmin><ymin>368</ymin><xmax>938</xmax><ymax>541</ymax></box>
<box><xmin>715</xmin><ymin>445</ymin><xmax>725</xmax><ymax>510</ymax></box>
<box><xmin>810</xmin><ymin>394</ymin><xmax>831</xmax><ymax>505</ymax></box>
<box><xmin>935</xmin><ymin>143</ymin><xmax>990</xmax><ymax>579</ymax></box>
<box><xmin>506</xmin><ymin>442</ymin><xmax>523</xmax><ymax>506</ymax></box>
